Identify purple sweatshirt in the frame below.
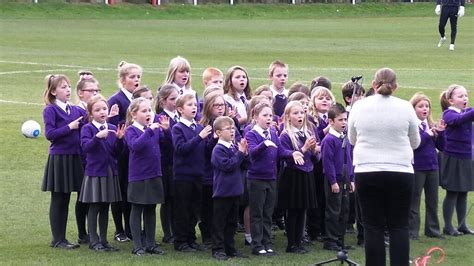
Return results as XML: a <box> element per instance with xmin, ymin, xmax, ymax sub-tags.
<box><xmin>43</xmin><ymin>103</ymin><xmax>87</xmax><ymax>155</ymax></box>
<box><xmin>413</xmin><ymin>128</ymin><xmax>444</xmax><ymax>171</ymax></box>
<box><xmin>107</xmin><ymin>90</ymin><xmax>130</xmax><ymax>126</ymax></box>
<box><xmin>279</xmin><ymin>131</ymin><xmax>316</xmax><ymax>173</ymax></box>
<box><xmin>211</xmin><ymin>143</ymin><xmax>245</xmax><ymax>197</ymax></box>
<box><xmin>81</xmin><ymin>123</ymin><xmax>123</xmax><ymax>176</ymax></box>
<box><xmin>442</xmin><ymin>108</ymin><xmax>474</xmax><ymax>159</ymax></box>
<box><xmin>245</xmin><ymin>127</ymin><xmax>293</xmax><ymax>180</ymax></box>
<box><xmin>172</xmin><ymin>122</ymin><xmax>206</xmax><ymax>181</ymax></box>
<box><xmin>157</xmin><ymin>111</ymin><xmax>179</xmax><ymax>168</ymax></box>
<box><xmin>321</xmin><ymin>132</ymin><xmax>354</xmax><ymax>185</ymax></box>
<box><xmin>125</xmin><ymin>125</ymin><xmax>163</xmax><ymax>182</ymax></box>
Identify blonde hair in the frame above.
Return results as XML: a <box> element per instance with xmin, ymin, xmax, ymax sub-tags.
<box><xmin>268</xmin><ymin>60</ymin><xmax>288</xmax><ymax>77</ymax></box>
<box><xmin>202</xmin><ymin>84</ymin><xmax>224</xmax><ymax>99</ymax></box>
<box><xmin>409</xmin><ymin>92</ymin><xmax>434</xmax><ymax>127</ymax></box>
<box><xmin>176</xmin><ymin>94</ymin><xmax>196</xmax><ymax>116</ymax></box>
<box><xmin>202</xmin><ymin>67</ymin><xmax>223</xmax><ymax>87</ymax></box>
<box><xmin>373</xmin><ymin>67</ymin><xmax>397</xmax><ymax>96</ymax></box>
<box><xmin>125</xmin><ymin>97</ymin><xmax>149</xmax><ymax>126</ymax></box>
<box><xmin>163</xmin><ymin>56</ymin><xmax>192</xmax><ymax>89</ymax></box>
<box><xmin>43</xmin><ymin>74</ymin><xmax>70</xmax><ymax>105</ymax></box>
<box><xmin>309</xmin><ymin>86</ymin><xmax>335</xmax><ymax>124</ymax></box>
<box><xmin>282</xmin><ymin>101</ymin><xmax>313</xmax><ymax>151</ymax></box>
<box><xmin>213</xmin><ymin>116</ymin><xmax>235</xmax><ymax>132</ymax></box>
<box><xmin>439</xmin><ymin>91</ymin><xmax>450</xmax><ymax>112</ymax></box>
<box><xmin>223</xmin><ymin>66</ymin><xmax>252</xmax><ymax>101</ymax></box>
<box><xmin>251</xmin><ymin>102</ymin><xmax>272</xmax><ymax>120</ymax></box>
<box><xmin>86</xmin><ymin>94</ymin><xmax>108</xmax><ymax>122</ymax></box>
<box><xmin>199</xmin><ymin>93</ymin><xmax>227</xmax><ymax>127</ymax></box>
<box><xmin>117</xmin><ymin>61</ymin><xmax>142</xmax><ymax>88</ymax></box>
<box><xmin>155</xmin><ymin>84</ymin><xmax>178</xmax><ymax>113</ymax></box>
<box><xmin>254</xmin><ymin>85</ymin><xmax>272</xmax><ymax>97</ymax></box>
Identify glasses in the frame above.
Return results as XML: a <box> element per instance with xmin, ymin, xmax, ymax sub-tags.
<box><xmin>212</xmin><ymin>103</ymin><xmax>226</xmax><ymax>108</ymax></box>
<box><xmin>81</xmin><ymin>89</ymin><xmax>101</xmax><ymax>93</ymax></box>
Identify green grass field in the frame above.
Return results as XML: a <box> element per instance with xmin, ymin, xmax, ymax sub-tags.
<box><xmin>0</xmin><ymin>3</ymin><xmax>473</xmax><ymax>265</ymax></box>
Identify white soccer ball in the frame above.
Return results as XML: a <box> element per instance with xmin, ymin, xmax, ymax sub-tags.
<box><xmin>21</xmin><ymin>120</ymin><xmax>41</xmax><ymax>138</ymax></box>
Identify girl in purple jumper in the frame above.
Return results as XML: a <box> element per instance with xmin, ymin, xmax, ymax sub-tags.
<box><xmin>245</xmin><ymin>102</ymin><xmax>304</xmax><ymax>256</ymax></box>
<box><xmin>440</xmin><ymin>84</ymin><xmax>474</xmax><ymax>236</ymax></box>
<box><xmin>408</xmin><ymin>93</ymin><xmax>445</xmax><ymax>239</ymax></box>
<box><xmin>125</xmin><ymin>97</ymin><xmax>169</xmax><ymax>255</ymax></box>
<box><xmin>79</xmin><ymin>95</ymin><xmax>125</xmax><ymax>252</ymax></box>
<box><xmin>279</xmin><ymin>101</ymin><xmax>318</xmax><ymax>254</ymax></box>
<box><xmin>42</xmin><ymin>74</ymin><xmax>86</xmax><ymax>249</ymax></box>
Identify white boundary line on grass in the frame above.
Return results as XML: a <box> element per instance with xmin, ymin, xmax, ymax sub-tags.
<box><xmin>0</xmin><ymin>99</ymin><xmax>43</xmax><ymax>106</ymax></box>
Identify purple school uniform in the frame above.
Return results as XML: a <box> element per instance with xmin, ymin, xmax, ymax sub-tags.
<box><xmin>273</xmin><ymin>94</ymin><xmax>288</xmax><ymax>118</ymax></box>
<box><xmin>81</xmin><ymin>123</ymin><xmax>122</xmax><ymax>176</ymax></box>
<box><xmin>321</xmin><ymin>133</ymin><xmax>354</xmax><ymax>185</ymax></box>
<box><xmin>107</xmin><ymin>90</ymin><xmax>130</xmax><ymax>126</ymax></box>
<box><xmin>279</xmin><ymin>132</ymin><xmax>315</xmax><ymax>173</ymax></box>
<box><xmin>442</xmin><ymin>108</ymin><xmax>474</xmax><ymax>159</ymax></box>
<box><xmin>308</xmin><ymin>114</ymin><xmax>328</xmax><ymax>142</ymax></box>
<box><xmin>172</xmin><ymin>122</ymin><xmax>206</xmax><ymax>181</ymax></box>
<box><xmin>125</xmin><ymin>125</ymin><xmax>163</xmax><ymax>182</ymax></box>
<box><xmin>413</xmin><ymin>128</ymin><xmax>444</xmax><ymax>171</ymax></box>
<box><xmin>211</xmin><ymin>143</ymin><xmax>246</xmax><ymax>197</ymax></box>
<box><xmin>245</xmin><ymin>128</ymin><xmax>293</xmax><ymax>180</ymax></box>
<box><xmin>43</xmin><ymin>103</ymin><xmax>87</xmax><ymax>155</ymax></box>
<box><xmin>157</xmin><ymin>111</ymin><xmax>179</xmax><ymax>167</ymax></box>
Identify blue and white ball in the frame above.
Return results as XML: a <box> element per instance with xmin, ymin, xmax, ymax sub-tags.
<box><xmin>21</xmin><ymin>120</ymin><xmax>41</xmax><ymax>138</ymax></box>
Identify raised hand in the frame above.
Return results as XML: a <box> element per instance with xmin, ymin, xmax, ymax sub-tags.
<box><xmin>68</xmin><ymin>116</ymin><xmax>83</xmax><ymax>130</ymax></box>
<box><xmin>158</xmin><ymin>115</ymin><xmax>170</xmax><ymax>130</ymax></box>
<box><xmin>108</xmin><ymin>104</ymin><xmax>119</xmax><ymax>118</ymax></box>
<box><xmin>116</xmin><ymin>124</ymin><xmax>126</xmax><ymax>139</ymax></box>
<box><xmin>199</xmin><ymin>125</ymin><xmax>212</xmax><ymax>139</ymax></box>
<box><xmin>238</xmin><ymin>138</ymin><xmax>248</xmax><ymax>154</ymax></box>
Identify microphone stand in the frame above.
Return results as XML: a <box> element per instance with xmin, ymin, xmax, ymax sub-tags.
<box><xmin>314</xmin><ymin>77</ymin><xmax>362</xmax><ymax>266</ymax></box>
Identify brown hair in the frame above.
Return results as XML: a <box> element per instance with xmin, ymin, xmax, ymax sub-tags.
<box><xmin>176</xmin><ymin>94</ymin><xmax>196</xmax><ymax>116</ymax></box>
<box><xmin>247</xmin><ymin>95</ymin><xmax>271</xmax><ymax>123</ymax></box>
<box><xmin>327</xmin><ymin>102</ymin><xmax>346</xmax><ymax>121</ymax></box>
<box><xmin>155</xmin><ymin>84</ymin><xmax>178</xmax><ymax>113</ymax></box>
<box><xmin>288</xmin><ymin>82</ymin><xmax>310</xmax><ymax>97</ymax></box>
<box><xmin>132</xmin><ymin>85</ymin><xmax>152</xmax><ymax>100</ymax></box>
<box><xmin>251</xmin><ymin>102</ymin><xmax>272</xmax><ymax>119</ymax></box>
<box><xmin>310</xmin><ymin>76</ymin><xmax>332</xmax><ymax>91</ymax></box>
<box><xmin>288</xmin><ymin>92</ymin><xmax>309</xmax><ymax>102</ymax></box>
<box><xmin>223</xmin><ymin>66</ymin><xmax>252</xmax><ymax>101</ymax></box>
<box><xmin>199</xmin><ymin>93</ymin><xmax>227</xmax><ymax>127</ymax></box>
<box><xmin>86</xmin><ymin>94</ymin><xmax>108</xmax><ymax>122</ymax></box>
<box><xmin>125</xmin><ymin>97</ymin><xmax>150</xmax><ymax>126</ymax></box>
<box><xmin>43</xmin><ymin>74</ymin><xmax>70</xmax><ymax>105</ymax></box>
<box><xmin>213</xmin><ymin>116</ymin><xmax>235</xmax><ymax>132</ymax></box>
<box><xmin>202</xmin><ymin>84</ymin><xmax>224</xmax><ymax>99</ymax></box>
<box><xmin>341</xmin><ymin>81</ymin><xmax>365</xmax><ymax>105</ymax></box>
<box><xmin>373</xmin><ymin>67</ymin><xmax>397</xmax><ymax>96</ymax></box>
<box><xmin>410</xmin><ymin>92</ymin><xmax>434</xmax><ymax>127</ymax></box>
<box><xmin>439</xmin><ymin>91</ymin><xmax>450</xmax><ymax>112</ymax></box>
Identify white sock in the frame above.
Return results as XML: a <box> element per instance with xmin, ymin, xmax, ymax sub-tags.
<box><xmin>245</xmin><ymin>233</ymin><xmax>252</xmax><ymax>242</ymax></box>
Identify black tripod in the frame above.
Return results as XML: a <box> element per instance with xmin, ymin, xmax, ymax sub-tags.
<box><xmin>314</xmin><ymin>76</ymin><xmax>363</xmax><ymax>266</ymax></box>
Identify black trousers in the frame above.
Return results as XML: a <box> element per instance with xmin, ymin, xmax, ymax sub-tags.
<box><xmin>199</xmin><ymin>184</ymin><xmax>213</xmax><ymax>244</ymax></box>
<box><xmin>248</xmin><ymin>179</ymin><xmax>276</xmax><ymax>251</ymax></box>
<box><xmin>111</xmin><ymin>154</ymin><xmax>131</xmax><ymax>236</ymax></box>
<box><xmin>130</xmin><ymin>203</ymin><xmax>157</xmax><ymax>250</ymax></box>
<box><xmin>307</xmin><ymin>161</ymin><xmax>326</xmax><ymax>239</ymax></box>
<box><xmin>409</xmin><ymin>170</ymin><xmax>441</xmax><ymax>237</ymax></box>
<box><xmin>439</xmin><ymin>5</ymin><xmax>459</xmax><ymax>44</ymax></box>
<box><xmin>356</xmin><ymin>171</ymin><xmax>413</xmax><ymax>266</ymax></box>
<box><xmin>212</xmin><ymin>196</ymin><xmax>239</xmax><ymax>254</ymax></box>
<box><xmin>173</xmin><ymin>180</ymin><xmax>201</xmax><ymax>249</ymax></box>
<box><xmin>324</xmin><ymin>180</ymin><xmax>350</xmax><ymax>243</ymax></box>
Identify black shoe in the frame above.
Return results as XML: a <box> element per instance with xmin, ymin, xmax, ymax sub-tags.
<box><xmin>175</xmin><ymin>243</ymin><xmax>196</xmax><ymax>252</ymax></box>
<box><xmin>212</xmin><ymin>251</ymin><xmax>229</xmax><ymax>261</ymax></box>
<box><xmin>443</xmin><ymin>228</ymin><xmax>462</xmax><ymax>236</ymax></box>
<box><xmin>286</xmin><ymin>245</ymin><xmax>306</xmax><ymax>254</ymax></box>
<box><xmin>426</xmin><ymin>233</ymin><xmax>445</xmax><ymax>239</ymax></box>
<box><xmin>252</xmin><ymin>248</ymin><xmax>269</xmax><ymax>256</ymax></box>
<box><xmin>102</xmin><ymin>242</ymin><xmax>119</xmax><ymax>252</ymax></box>
<box><xmin>188</xmin><ymin>242</ymin><xmax>205</xmax><ymax>251</ymax></box>
<box><xmin>114</xmin><ymin>233</ymin><xmax>130</xmax><ymax>242</ymax></box>
<box><xmin>132</xmin><ymin>247</ymin><xmax>146</xmax><ymax>256</ymax></box>
<box><xmin>78</xmin><ymin>235</ymin><xmax>89</xmax><ymax>244</ymax></box>
<box><xmin>146</xmin><ymin>245</ymin><xmax>165</xmax><ymax>255</ymax></box>
<box><xmin>356</xmin><ymin>239</ymin><xmax>364</xmax><ymax>246</ymax></box>
<box><xmin>89</xmin><ymin>242</ymin><xmax>107</xmax><ymax>252</ymax></box>
<box><xmin>51</xmin><ymin>240</ymin><xmax>80</xmax><ymax>249</ymax></box>
<box><xmin>323</xmin><ymin>242</ymin><xmax>341</xmax><ymax>251</ymax></box>
<box><xmin>228</xmin><ymin>250</ymin><xmax>248</xmax><ymax>258</ymax></box>
<box><xmin>162</xmin><ymin>235</ymin><xmax>174</xmax><ymax>244</ymax></box>
<box><xmin>458</xmin><ymin>227</ymin><xmax>474</xmax><ymax>235</ymax></box>
<box><xmin>310</xmin><ymin>235</ymin><xmax>324</xmax><ymax>243</ymax></box>
<box><xmin>244</xmin><ymin>239</ymin><xmax>251</xmax><ymax>246</ymax></box>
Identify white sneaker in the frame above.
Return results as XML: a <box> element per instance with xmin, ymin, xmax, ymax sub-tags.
<box><xmin>438</xmin><ymin>37</ymin><xmax>446</xmax><ymax>47</ymax></box>
<box><xmin>449</xmin><ymin>44</ymin><xmax>455</xmax><ymax>51</ymax></box>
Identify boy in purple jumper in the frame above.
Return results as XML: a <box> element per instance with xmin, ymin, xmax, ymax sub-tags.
<box><xmin>321</xmin><ymin>103</ymin><xmax>354</xmax><ymax>251</ymax></box>
<box><xmin>172</xmin><ymin>94</ymin><xmax>213</xmax><ymax>252</ymax></box>
<box><xmin>210</xmin><ymin>116</ymin><xmax>249</xmax><ymax>261</ymax></box>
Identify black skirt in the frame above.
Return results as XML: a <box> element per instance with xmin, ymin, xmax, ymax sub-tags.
<box><xmin>440</xmin><ymin>153</ymin><xmax>474</xmax><ymax>192</ymax></box>
<box><xmin>278</xmin><ymin>167</ymin><xmax>317</xmax><ymax>209</ymax></box>
<box><xmin>79</xmin><ymin>167</ymin><xmax>122</xmax><ymax>203</ymax></box>
<box><xmin>128</xmin><ymin>177</ymin><xmax>164</xmax><ymax>205</ymax></box>
<box><xmin>42</xmin><ymin>154</ymin><xmax>84</xmax><ymax>193</ymax></box>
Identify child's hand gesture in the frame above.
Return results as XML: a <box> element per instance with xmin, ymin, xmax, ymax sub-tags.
<box><xmin>199</xmin><ymin>125</ymin><xmax>212</xmax><ymax>139</ymax></box>
<box><xmin>95</xmin><ymin>128</ymin><xmax>109</xmax><ymax>139</ymax></box>
<box><xmin>68</xmin><ymin>116</ymin><xmax>83</xmax><ymax>130</ymax></box>
<box><xmin>331</xmin><ymin>183</ymin><xmax>340</xmax><ymax>193</ymax></box>
<box><xmin>158</xmin><ymin>115</ymin><xmax>170</xmax><ymax>130</ymax></box>
<box><xmin>433</xmin><ymin>119</ymin><xmax>446</xmax><ymax>132</ymax></box>
<box><xmin>149</xmin><ymin>122</ymin><xmax>160</xmax><ymax>130</ymax></box>
<box><xmin>292</xmin><ymin>151</ymin><xmax>305</xmax><ymax>165</ymax></box>
<box><xmin>238</xmin><ymin>138</ymin><xmax>248</xmax><ymax>154</ymax></box>
<box><xmin>116</xmin><ymin>124</ymin><xmax>126</xmax><ymax>139</ymax></box>
<box><xmin>108</xmin><ymin>104</ymin><xmax>119</xmax><ymax>118</ymax></box>
<box><xmin>302</xmin><ymin>136</ymin><xmax>317</xmax><ymax>153</ymax></box>
<box><xmin>264</xmin><ymin>140</ymin><xmax>277</xmax><ymax>148</ymax></box>
<box><xmin>228</xmin><ymin>106</ymin><xmax>237</xmax><ymax>118</ymax></box>
<box><xmin>314</xmin><ymin>142</ymin><xmax>321</xmax><ymax>153</ymax></box>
